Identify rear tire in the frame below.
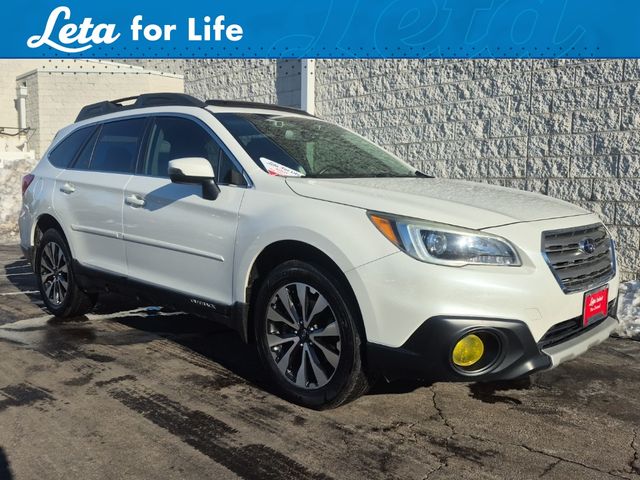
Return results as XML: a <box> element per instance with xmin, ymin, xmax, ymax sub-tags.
<box><xmin>35</xmin><ymin>229</ymin><xmax>96</xmax><ymax>318</ymax></box>
<box><xmin>253</xmin><ymin>260</ymin><xmax>371</xmax><ymax>409</ymax></box>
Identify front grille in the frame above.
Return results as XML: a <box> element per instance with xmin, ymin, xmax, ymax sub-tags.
<box><xmin>542</xmin><ymin>223</ymin><xmax>615</xmax><ymax>293</ymax></box>
<box><xmin>538</xmin><ymin>300</ymin><xmax>616</xmax><ymax>349</ymax></box>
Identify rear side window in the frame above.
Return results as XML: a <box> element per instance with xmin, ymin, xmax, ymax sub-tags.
<box><xmin>47</xmin><ymin>126</ymin><xmax>96</xmax><ymax>169</ymax></box>
<box><xmin>89</xmin><ymin>118</ymin><xmax>146</xmax><ymax>174</ymax></box>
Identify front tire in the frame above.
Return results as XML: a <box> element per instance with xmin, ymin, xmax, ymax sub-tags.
<box><xmin>253</xmin><ymin>260</ymin><xmax>371</xmax><ymax>409</ymax></box>
<box><xmin>35</xmin><ymin>229</ymin><xmax>96</xmax><ymax>318</ymax></box>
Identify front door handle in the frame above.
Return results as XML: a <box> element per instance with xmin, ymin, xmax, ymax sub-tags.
<box><xmin>125</xmin><ymin>194</ymin><xmax>146</xmax><ymax>208</ymax></box>
<box><xmin>59</xmin><ymin>183</ymin><xmax>76</xmax><ymax>194</ymax></box>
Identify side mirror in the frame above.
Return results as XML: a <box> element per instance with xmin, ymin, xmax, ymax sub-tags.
<box><xmin>168</xmin><ymin>157</ymin><xmax>220</xmax><ymax>201</ymax></box>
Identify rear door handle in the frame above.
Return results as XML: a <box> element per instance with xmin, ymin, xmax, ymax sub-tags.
<box><xmin>59</xmin><ymin>183</ymin><xmax>75</xmax><ymax>194</ymax></box>
<box><xmin>125</xmin><ymin>194</ymin><xmax>146</xmax><ymax>208</ymax></box>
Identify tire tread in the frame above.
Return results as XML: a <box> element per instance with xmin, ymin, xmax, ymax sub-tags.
<box><xmin>253</xmin><ymin>259</ymin><xmax>372</xmax><ymax>409</ymax></box>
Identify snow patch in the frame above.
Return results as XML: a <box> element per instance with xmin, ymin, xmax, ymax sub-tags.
<box><xmin>616</xmin><ymin>280</ymin><xmax>640</xmax><ymax>340</ymax></box>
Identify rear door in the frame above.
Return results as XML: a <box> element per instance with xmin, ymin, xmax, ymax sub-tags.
<box><xmin>123</xmin><ymin>115</ymin><xmax>247</xmax><ymax>305</ymax></box>
<box><xmin>53</xmin><ymin>117</ymin><xmax>147</xmax><ymax>275</ymax></box>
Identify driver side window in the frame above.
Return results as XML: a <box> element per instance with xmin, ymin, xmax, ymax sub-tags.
<box><xmin>142</xmin><ymin>116</ymin><xmax>245</xmax><ymax>186</ymax></box>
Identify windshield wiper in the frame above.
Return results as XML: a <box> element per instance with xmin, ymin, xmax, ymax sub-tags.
<box><xmin>415</xmin><ymin>171</ymin><xmax>433</xmax><ymax>178</ymax></box>
<box><xmin>357</xmin><ymin>173</ymin><xmax>425</xmax><ymax>178</ymax></box>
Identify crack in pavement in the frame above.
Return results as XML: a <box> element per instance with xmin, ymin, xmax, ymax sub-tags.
<box><xmin>631</xmin><ymin>428</ymin><xmax>640</xmax><ymax>475</ymax></box>
<box><xmin>426</xmin><ymin>388</ymin><xmax>456</xmax><ymax>477</ymax></box>
<box><xmin>429</xmin><ymin>388</ymin><xmax>634</xmax><ymax>479</ymax></box>
<box><xmin>467</xmin><ymin>433</ymin><xmax>634</xmax><ymax>479</ymax></box>
<box><xmin>422</xmin><ymin>463</ymin><xmax>445</xmax><ymax>480</ymax></box>
<box><xmin>539</xmin><ymin>459</ymin><xmax>562</xmax><ymax>478</ymax></box>
<box><xmin>431</xmin><ymin>389</ymin><xmax>455</xmax><ymax>438</ymax></box>
<box><xmin>428</xmin><ymin>388</ymin><xmax>501</xmax><ymax>472</ymax></box>
<box><xmin>520</xmin><ymin>443</ymin><xmax>633</xmax><ymax>480</ymax></box>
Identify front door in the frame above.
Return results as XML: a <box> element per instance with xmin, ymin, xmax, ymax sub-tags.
<box><xmin>123</xmin><ymin>115</ymin><xmax>247</xmax><ymax>305</ymax></box>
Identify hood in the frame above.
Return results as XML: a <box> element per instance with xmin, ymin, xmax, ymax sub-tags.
<box><xmin>285</xmin><ymin>177</ymin><xmax>589</xmax><ymax>229</ymax></box>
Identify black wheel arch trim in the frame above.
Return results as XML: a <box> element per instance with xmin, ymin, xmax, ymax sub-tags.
<box><xmin>33</xmin><ymin>213</ymin><xmax>75</xmax><ymax>261</ymax></box>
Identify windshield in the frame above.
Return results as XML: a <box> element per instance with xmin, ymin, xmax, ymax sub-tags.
<box><xmin>215</xmin><ymin>113</ymin><xmax>419</xmax><ymax>178</ymax></box>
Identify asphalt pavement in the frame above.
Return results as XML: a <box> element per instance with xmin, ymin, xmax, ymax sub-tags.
<box><xmin>0</xmin><ymin>243</ymin><xmax>638</xmax><ymax>480</ymax></box>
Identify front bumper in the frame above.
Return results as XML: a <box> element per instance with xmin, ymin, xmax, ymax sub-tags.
<box><xmin>543</xmin><ymin>315</ymin><xmax>618</xmax><ymax>368</ymax></box>
<box><xmin>367</xmin><ymin>313</ymin><xmax>619</xmax><ymax>382</ymax></box>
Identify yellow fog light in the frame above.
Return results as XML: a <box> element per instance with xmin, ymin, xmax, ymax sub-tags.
<box><xmin>452</xmin><ymin>334</ymin><xmax>485</xmax><ymax>367</ymax></box>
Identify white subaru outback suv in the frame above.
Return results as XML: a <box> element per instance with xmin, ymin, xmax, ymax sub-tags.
<box><xmin>20</xmin><ymin>93</ymin><xmax>619</xmax><ymax>409</ymax></box>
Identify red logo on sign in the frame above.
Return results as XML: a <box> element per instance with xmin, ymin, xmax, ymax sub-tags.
<box><xmin>583</xmin><ymin>287</ymin><xmax>608</xmax><ymax>326</ymax></box>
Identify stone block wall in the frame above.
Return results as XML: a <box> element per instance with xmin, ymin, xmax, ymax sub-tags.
<box><xmin>185</xmin><ymin>59</ymin><xmax>302</xmax><ymax>107</ymax></box>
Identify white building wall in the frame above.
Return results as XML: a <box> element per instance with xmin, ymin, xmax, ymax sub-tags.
<box><xmin>0</xmin><ymin>60</ymin><xmax>42</xmax><ymax>153</ymax></box>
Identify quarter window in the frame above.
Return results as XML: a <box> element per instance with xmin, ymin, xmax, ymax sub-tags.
<box><xmin>72</xmin><ymin>127</ymin><xmax>100</xmax><ymax>170</ymax></box>
<box><xmin>89</xmin><ymin>118</ymin><xmax>146</xmax><ymax>174</ymax></box>
<box><xmin>48</xmin><ymin>126</ymin><xmax>96</xmax><ymax>169</ymax></box>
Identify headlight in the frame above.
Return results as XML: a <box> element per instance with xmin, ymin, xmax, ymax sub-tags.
<box><xmin>368</xmin><ymin>212</ymin><xmax>521</xmax><ymax>266</ymax></box>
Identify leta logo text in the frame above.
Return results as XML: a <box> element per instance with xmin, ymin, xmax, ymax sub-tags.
<box><xmin>27</xmin><ymin>6</ymin><xmax>245</xmax><ymax>53</ymax></box>
<box><xmin>27</xmin><ymin>6</ymin><xmax>120</xmax><ymax>53</ymax></box>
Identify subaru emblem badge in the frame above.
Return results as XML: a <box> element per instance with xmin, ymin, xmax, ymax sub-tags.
<box><xmin>579</xmin><ymin>238</ymin><xmax>596</xmax><ymax>254</ymax></box>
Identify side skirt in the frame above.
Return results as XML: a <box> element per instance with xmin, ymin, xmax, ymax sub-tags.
<box><xmin>72</xmin><ymin>260</ymin><xmax>249</xmax><ymax>340</ymax></box>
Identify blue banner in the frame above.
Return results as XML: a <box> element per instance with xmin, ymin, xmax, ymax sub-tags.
<box><xmin>3</xmin><ymin>0</ymin><xmax>640</xmax><ymax>58</ymax></box>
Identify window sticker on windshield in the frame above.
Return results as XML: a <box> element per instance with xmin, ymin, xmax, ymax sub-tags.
<box><xmin>259</xmin><ymin>157</ymin><xmax>304</xmax><ymax>177</ymax></box>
